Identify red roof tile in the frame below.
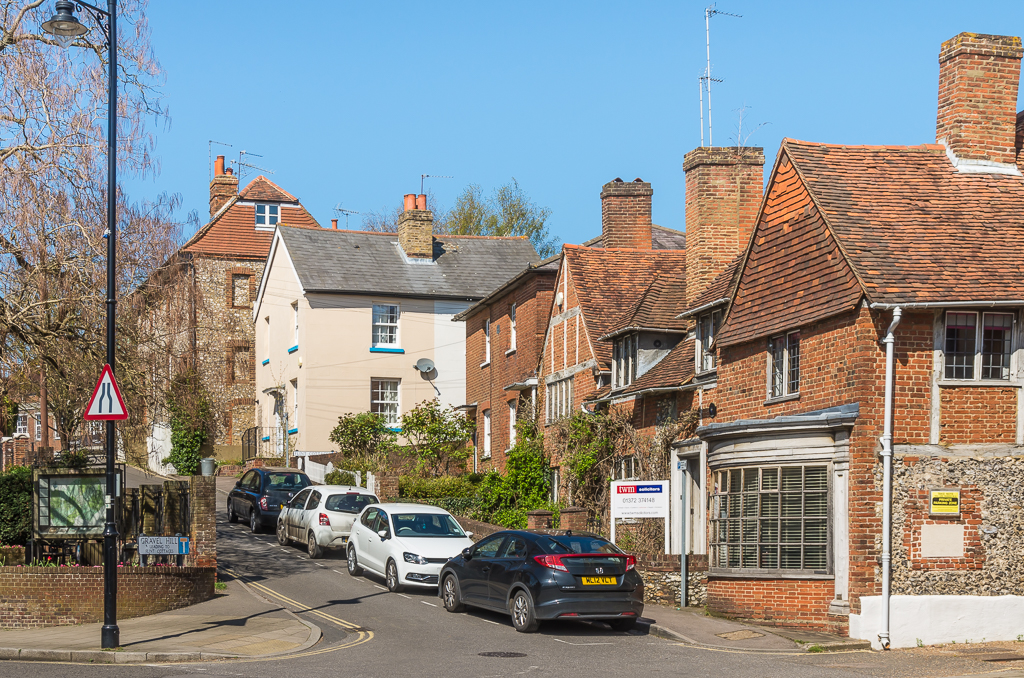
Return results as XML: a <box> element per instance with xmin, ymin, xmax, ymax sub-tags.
<box><xmin>681</xmin><ymin>255</ymin><xmax>742</xmax><ymax>316</ymax></box>
<box><xmin>238</xmin><ymin>176</ymin><xmax>299</xmax><ymax>203</ymax></box>
<box><xmin>601</xmin><ymin>273</ymin><xmax>689</xmax><ymax>339</ymax></box>
<box><xmin>182</xmin><ymin>199</ymin><xmax>321</xmax><ymax>259</ymax></box>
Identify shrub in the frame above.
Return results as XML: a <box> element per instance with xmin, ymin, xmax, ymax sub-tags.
<box><xmin>325</xmin><ymin>470</ymin><xmax>358</xmax><ymax>486</ymax></box>
<box><xmin>401</xmin><ymin>399</ymin><xmax>474</xmax><ymax>476</ymax></box>
<box><xmin>0</xmin><ymin>466</ymin><xmax>33</xmax><ymax>546</ymax></box>
<box><xmin>163</xmin><ymin>370</ymin><xmax>212</xmax><ymax>476</ymax></box>
<box><xmin>478</xmin><ymin>418</ymin><xmax>550</xmax><ymax>518</ymax></box>
<box><xmin>328</xmin><ymin>412</ymin><xmax>397</xmax><ymax>473</ymax></box>
<box><xmin>398</xmin><ymin>475</ymin><xmax>478</xmax><ymax>499</ymax></box>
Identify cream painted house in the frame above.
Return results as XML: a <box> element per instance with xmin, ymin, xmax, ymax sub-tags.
<box><xmin>253</xmin><ymin>195</ymin><xmax>539</xmax><ymax>456</ymax></box>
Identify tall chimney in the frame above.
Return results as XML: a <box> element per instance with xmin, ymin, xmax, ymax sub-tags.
<box><xmin>398</xmin><ymin>193</ymin><xmax>434</xmax><ymax>259</ymax></box>
<box><xmin>331</xmin><ymin>218</ymin><xmax>338</xmax><ymax>230</ymax></box>
<box><xmin>209</xmin><ymin>154</ymin><xmax>239</xmax><ymax>218</ymax></box>
<box><xmin>683</xmin><ymin>147</ymin><xmax>765</xmax><ymax>306</ymax></box>
<box><xmin>936</xmin><ymin>33</ymin><xmax>1023</xmax><ymax>168</ymax></box>
<box><xmin>600</xmin><ymin>178</ymin><xmax>653</xmax><ymax>250</ymax></box>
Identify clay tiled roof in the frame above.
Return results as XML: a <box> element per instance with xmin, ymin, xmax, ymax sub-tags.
<box><xmin>680</xmin><ymin>255</ymin><xmax>742</xmax><ymax>318</ymax></box>
<box><xmin>183</xmin><ymin>200</ymin><xmax>320</xmax><ymax>259</ymax></box>
<box><xmin>584</xmin><ymin>224</ymin><xmax>686</xmax><ymax>250</ymax></box>
<box><xmin>238</xmin><ymin>176</ymin><xmax>299</xmax><ymax>203</ymax></box>
<box><xmin>601</xmin><ymin>274</ymin><xmax>689</xmax><ymax>339</ymax></box>
<box><xmin>563</xmin><ymin>245</ymin><xmax>688</xmax><ymax>368</ymax></box>
<box><xmin>586</xmin><ymin>340</ymin><xmax>695</xmax><ymax>402</ymax></box>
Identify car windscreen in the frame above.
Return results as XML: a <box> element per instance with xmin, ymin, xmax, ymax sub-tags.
<box><xmin>265</xmin><ymin>473</ymin><xmax>309</xmax><ymax>491</ymax></box>
<box><xmin>325</xmin><ymin>493</ymin><xmax>379</xmax><ymax>514</ymax></box>
<box><xmin>540</xmin><ymin>536</ymin><xmax>623</xmax><ymax>555</ymax></box>
<box><xmin>391</xmin><ymin>513</ymin><xmax>466</xmax><ymax>538</ymax></box>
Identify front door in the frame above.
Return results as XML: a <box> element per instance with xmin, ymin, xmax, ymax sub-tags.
<box><xmin>363</xmin><ymin>509</ymin><xmax>390</xmax><ymax>574</ymax></box>
<box><xmin>461</xmin><ymin>535</ymin><xmax>505</xmax><ymax>606</ymax></box>
<box><xmin>286</xmin><ymin>488</ymin><xmax>312</xmax><ymax>540</ymax></box>
<box><xmin>488</xmin><ymin>535</ymin><xmax>527</xmax><ymax>607</ymax></box>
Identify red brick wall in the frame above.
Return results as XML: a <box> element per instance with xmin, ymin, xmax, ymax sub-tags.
<box><xmin>0</xmin><ymin>566</ymin><xmax>215</xmax><ymax>629</ymax></box>
<box><xmin>939</xmin><ymin>387</ymin><xmax>1017</xmax><ymax>444</ymax></box>
<box><xmin>600</xmin><ymin>179</ymin><xmax>653</xmax><ymax>250</ymax></box>
<box><xmin>707</xmin><ymin>578</ymin><xmax>843</xmax><ymax>633</ymax></box>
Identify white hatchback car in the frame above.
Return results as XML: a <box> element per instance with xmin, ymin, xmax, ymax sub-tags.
<box><xmin>347</xmin><ymin>503</ymin><xmax>474</xmax><ymax>592</ymax></box>
<box><xmin>277</xmin><ymin>485</ymin><xmax>379</xmax><ymax>558</ymax></box>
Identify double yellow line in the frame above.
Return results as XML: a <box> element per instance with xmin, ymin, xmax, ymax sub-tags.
<box><xmin>221</xmin><ymin>566</ymin><xmax>374</xmax><ymax>658</ymax></box>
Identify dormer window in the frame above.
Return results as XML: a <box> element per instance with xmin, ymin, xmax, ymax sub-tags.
<box><xmin>697</xmin><ymin>310</ymin><xmax>723</xmax><ymax>373</ymax></box>
<box><xmin>255</xmin><ymin>203</ymin><xmax>279</xmax><ymax>230</ymax></box>
<box><xmin>612</xmin><ymin>334</ymin><xmax>638</xmax><ymax>388</ymax></box>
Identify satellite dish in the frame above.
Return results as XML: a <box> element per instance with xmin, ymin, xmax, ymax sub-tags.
<box><xmin>415</xmin><ymin>358</ymin><xmax>436</xmax><ymax>373</ymax></box>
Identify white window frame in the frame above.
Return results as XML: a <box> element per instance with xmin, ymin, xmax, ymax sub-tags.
<box><xmin>697</xmin><ymin>309</ymin><xmax>723</xmax><ymax>374</ymax></box>
<box><xmin>614</xmin><ymin>455</ymin><xmax>639</xmax><ymax>480</ymax></box>
<box><xmin>612</xmin><ymin>333</ymin><xmax>638</xmax><ymax>388</ymax></box>
<box><xmin>943</xmin><ymin>310</ymin><xmax>1015</xmax><ymax>382</ymax></box>
<box><xmin>482</xmin><ymin>409</ymin><xmax>492</xmax><ymax>458</ymax></box>
<box><xmin>482</xmin><ymin>319</ymin><xmax>491</xmax><ymax>366</ymax></box>
<box><xmin>371</xmin><ymin>378</ymin><xmax>401</xmax><ymax>428</ymax></box>
<box><xmin>290</xmin><ymin>378</ymin><xmax>299</xmax><ymax>428</ymax></box>
<box><xmin>35</xmin><ymin>415</ymin><xmax>41</xmax><ymax>441</ymax></box>
<box><xmin>292</xmin><ymin>302</ymin><xmax>299</xmax><ymax>347</ymax></box>
<box><xmin>548</xmin><ymin>468</ymin><xmax>560</xmax><ymax>503</ymax></box>
<box><xmin>371</xmin><ymin>303</ymin><xmax>401</xmax><ymax>348</ymax></box>
<box><xmin>508</xmin><ymin>399</ymin><xmax>517</xmax><ymax>449</ymax></box>
<box><xmin>508</xmin><ymin>303</ymin><xmax>517</xmax><ymax>353</ymax></box>
<box><xmin>767</xmin><ymin>330</ymin><xmax>800</xmax><ymax>400</ymax></box>
<box><xmin>16</xmin><ymin>413</ymin><xmax>28</xmax><ymax>435</ymax></box>
<box><xmin>254</xmin><ymin>203</ymin><xmax>279</xmax><ymax>230</ymax></box>
<box><xmin>53</xmin><ymin>421</ymin><xmax>59</xmax><ymax>440</ymax></box>
<box><xmin>545</xmin><ymin>377</ymin><xmax>573</xmax><ymax>424</ymax></box>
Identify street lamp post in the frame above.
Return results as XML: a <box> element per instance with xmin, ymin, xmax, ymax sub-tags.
<box><xmin>42</xmin><ymin>0</ymin><xmax>120</xmax><ymax>650</ymax></box>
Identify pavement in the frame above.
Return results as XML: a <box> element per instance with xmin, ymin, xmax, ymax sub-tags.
<box><xmin>0</xmin><ymin>577</ymin><xmax>320</xmax><ymax>664</ymax></box>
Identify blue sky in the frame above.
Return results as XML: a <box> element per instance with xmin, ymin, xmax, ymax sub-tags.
<box><xmin>131</xmin><ymin>1</ymin><xmax>1023</xmax><ymax>246</ymax></box>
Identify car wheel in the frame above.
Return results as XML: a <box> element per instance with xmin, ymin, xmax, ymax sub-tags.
<box><xmin>227</xmin><ymin>502</ymin><xmax>237</xmax><ymax>523</ymax></box>
<box><xmin>307</xmin><ymin>532</ymin><xmax>322</xmax><ymax>559</ymax></box>
<box><xmin>510</xmin><ymin>590</ymin><xmax>540</xmax><ymax>633</ymax></box>
<box><xmin>347</xmin><ymin>544</ymin><xmax>363</xmax><ymax>576</ymax></box>
<box><xmin>385</xmin><ymin>559</ymin><xmax>404</xmax><ymax>593</ymax></box>
<box><xmin>608</xmin><ymin>618</ymin><xmax>637</xmax><ymax>632</ymax></box>
<box><xmin>277</xmin><ymin>520</ymin><xmax>289</xmax><ymax>546</ymax></box>
<box><xmin>250</xmin><ymin>509</ymin><xmax>260</xmax><ymax>534</ymax></box>
<box><xmin>442</xmin><ymin>574</ymin><xmax>465</xmax><ymax>613</ymax></box>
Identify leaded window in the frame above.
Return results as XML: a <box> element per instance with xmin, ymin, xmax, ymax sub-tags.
<box><xmin>768</xmin><ymin>331</ymin><xmax>800</xmax><ymax>399</ymax></box>
<box><xmin>945</xmin><ymin>311</ymin><xmax>1014</xmax><ymax>381</ymax></box>
<box><xmin>697</xmin><ymin>310</ymin><xmax>722</xmax><ymax>373</ymax></box>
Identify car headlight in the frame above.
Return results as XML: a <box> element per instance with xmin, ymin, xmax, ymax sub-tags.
<box><xmin>404</xmin><ymin>552</ymin><xmax>428</xmax><ymax>565</ymax></box>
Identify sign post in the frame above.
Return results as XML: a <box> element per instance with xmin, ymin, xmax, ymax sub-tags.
<box><xmin>610</xmin><ymin>480</ymin><xmax>670</xmax><ymax>553</ymax></box>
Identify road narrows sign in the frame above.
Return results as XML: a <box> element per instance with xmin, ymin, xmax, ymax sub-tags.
<box><xmin>84</xmin><ymin>363</ymin><xmax>128</xmax><ymax>421</ymax></box>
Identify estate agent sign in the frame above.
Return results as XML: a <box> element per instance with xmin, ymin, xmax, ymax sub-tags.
<box><xmin>609</xmin><ymin>480</ymin><xmax>670</xmax><ymax>553</ymax></box>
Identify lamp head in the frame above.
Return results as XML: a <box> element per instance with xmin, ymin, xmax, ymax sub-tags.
<box><xmin>42</xmin><ymin>1</ymin><xmax>88</xmax><ymax>47</ymax></box>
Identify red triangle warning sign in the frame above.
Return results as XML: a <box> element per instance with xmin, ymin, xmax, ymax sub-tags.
<box><xmin>84</xmin><ymin>364</ymin><xmax>128</xmax><ymax>421</ymax></box>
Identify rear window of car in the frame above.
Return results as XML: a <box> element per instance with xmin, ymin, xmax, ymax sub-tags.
<box><xmin>264</xmin><ymin>473</ymin><xmax>309</xmax><ymax>490</ymax></box>
<box><xmin>540</xmin><ymin>536</ymin><xmax>622</xmax><ymax>555</ymax></box>
<box><xmin>325</xmin><ymin>493</ymin><xmax>378</xmax><ymax>514</ymax></box>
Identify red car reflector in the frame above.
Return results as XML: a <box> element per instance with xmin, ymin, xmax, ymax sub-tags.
<box><xmin>622</xmin><ymin>611</ymin><xmax>637</xmax><ymax>616</ymax></box>
<box><xmin>559</xmin><ymin>612</ymin><xmax>579</xmax><ymax>617</ymax></box>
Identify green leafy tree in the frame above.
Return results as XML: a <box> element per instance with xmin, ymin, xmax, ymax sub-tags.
<box><xmin>401</xmin><ymin>399</ymin><xmax>475</xmax><ymax>476</ymax></box>
<box><xmin>0</xmin><ymin>465</ymin><xmax>32</xmax><ymax>545</ymax></box>
<box><xmin>328</xmin><ymin>412</ymin><xmax>398</xmax><ymax>473</ymax></box>
<box><xmin>441</xmin><ymin>180</ymin><xmax>559</xmax><ymax>258</ymax></box>
<box><xmin>163</xmin><ymin>370</ymin><xmax>212</xmax><ymax>476</ymax></box>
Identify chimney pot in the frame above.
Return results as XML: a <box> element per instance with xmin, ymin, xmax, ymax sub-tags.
<box><xmin>403</xmin><ymin>194</ymin><xmax>417</xmax><ymax>211</ymax></box>
<box><xmin>214</xmin><ymin>155</ymin><xmax>225</xmax><ymax>177</ymax></box>
<box><xmin>331</xmin><ymin>218</ymin><xmax>338</xmax><ymax>230</ymax></box>
<box><xmin>416</xmin><ymin>194</ymin><xmax>427</xmax><ymax>210</ymax></box>
<box><xmin>209</xmin><ymin>156</ymin><xmax>239</xmax><ymax>219</ymax></box>
<box><xmin>225</xmin><ymin>167</ymin><xmax>233</xmax><ymax>176</ymax></box>
<box><xmin>398</xmin><ymin>196</ymin><xmax>434</xmax><ymax>259</ymax></box>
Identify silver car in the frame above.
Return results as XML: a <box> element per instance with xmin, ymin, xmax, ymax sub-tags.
<box><xmin>277</xmin><ymin>485</ymin><xmax>379</xmax><ymax>558</ymax></box>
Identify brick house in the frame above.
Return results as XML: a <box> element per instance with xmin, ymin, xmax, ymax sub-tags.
<box><xmin>687</xmin><ymin>33</ymin><xmax>1024</xmax><ymax>648</ymax></box>
<box><xmin>453</xmin><ymin>256</ymin><xmax>558</xmax><ymax>473</ymax></box>
<box><xmin>142</xmin><ymin>156</ymin><xmax>320</xmax><ymax>471</ymax></box>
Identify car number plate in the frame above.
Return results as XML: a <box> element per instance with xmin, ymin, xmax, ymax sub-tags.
<box><xmin>581</xmin><ymin>576</ymin><xmax>617</xmax><ymax>585</ymax></box>
<box><xmin>279</xmin><ymin>504</ymin><xmax>284</xmax><ymax>510</ymax></box>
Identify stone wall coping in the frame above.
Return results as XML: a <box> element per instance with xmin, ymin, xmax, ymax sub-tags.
<box><xmin>0</xmin><ymin>566</ymin><xmax>216</xmax><ymax>574</ymax></box>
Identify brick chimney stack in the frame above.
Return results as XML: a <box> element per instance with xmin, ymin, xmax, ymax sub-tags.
<box><xmin>600</xmin><ymin>178</ymin><xmax>653</xmax><ymax>250</ymax></box>
<box><xmin>683</xmin><ymin>147</ymin><xmax>765</xmax><ymax>306</ymax></box>
<box><xmin>398</xmin><ymin>193</ymin><xmax>434</xmax><ymax>259</ymax></box>
<box><xmin>936</xmin><ymin>33</ymin><xmax>1023</xmax><ymax>168</ymax></box>
<box><xmin>209</xmin><ymin>155</ymin><xmax>238</xmax><ymax>218</ymax></box>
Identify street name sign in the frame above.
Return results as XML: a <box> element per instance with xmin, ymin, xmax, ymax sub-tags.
<box><xmin>84</xmin><ymin>363</ymin><xmax>128</xmax><ymax>421</ymax></box>
<box><xmin>138</xmin><ymin>536</ymin><xmax>190</xmax><ymax>555</ymax></box>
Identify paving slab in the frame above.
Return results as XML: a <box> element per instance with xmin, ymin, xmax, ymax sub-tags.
<box><xmin>641</xmin><ymin>603</ymin><xmax>824</xmax><ymax>652</ymax></box>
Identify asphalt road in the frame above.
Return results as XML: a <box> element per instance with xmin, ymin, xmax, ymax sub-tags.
<box><xmin>0</xmin><ymin>493</ymin><xmax>1007</xmax><ymax>678</ymax></box>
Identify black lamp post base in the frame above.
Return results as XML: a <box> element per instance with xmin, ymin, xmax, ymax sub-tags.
<box><xmin>101</xmin><ymin>625</ymin><xmax>119</xmax><ymax>649</ymax></box>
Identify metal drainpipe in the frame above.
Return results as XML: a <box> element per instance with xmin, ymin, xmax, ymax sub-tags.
<box><xmin>879</xmin><ymin>306</ymin><xmax>902</xmax><ymax>650</ymax></box>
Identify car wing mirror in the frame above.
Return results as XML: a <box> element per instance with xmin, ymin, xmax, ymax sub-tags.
<box><xmin>234</xmin><ymin>480</ymin><xmax>241</xmax><ymax>488</ymax></box>
<box><xmin>462</xmin><ymin>547</ymin><xmax>473</xmax><ymax>560</ymax></box>
<box><xmin>377</xmin><ymin>529</ymin><xmax>389</xmax><ymax>539</ymax></box>
<box><xmin>465</xmin><ymin>531</ymin><xmax>473</xmax><ymax>539</ymax></box>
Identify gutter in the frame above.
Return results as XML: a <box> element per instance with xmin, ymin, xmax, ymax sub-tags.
<box><xmin>597</xmin><ymin>326</ymin><xmax>689</xmax><ymax>342</ymax></box>
<box><xmin>879</xmin><ymin>306</ymin><xmax>902</xmax><ymax>651</ymax></box>
<box><xmin>869</xmin><ymin>300</ymin><xmax>1024</xmax><ymax>310</ymax></box>
<box><xmin>585</xmin><ymin>381</ymin><xmax>698</xmax><ymax>406</ymax></box>
<box><xmin>677</xmin><ymin>297</ymin><xmax>729</xmax><ymax>319</ymax></box>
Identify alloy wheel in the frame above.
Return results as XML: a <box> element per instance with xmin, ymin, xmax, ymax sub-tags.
<box><xmin>513</xmin><ymin>594</ymin><xmax>529</xmax><ymax>627</ymax></box>
<box><xmin>443</xmin><ymin>578</ymin><xmax>456</xmax><ymax>608</ymax></box>
<box><xmin>386</xmin><ymin>560</ymin><xmax>403</xmax><ymax>592</ymax></box>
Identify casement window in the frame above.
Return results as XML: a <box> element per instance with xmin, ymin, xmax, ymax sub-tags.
<box><xmin>264</xmin><ymin>316</ymin><xmax>270</xmax><ymax>361</ymax></box>
<box><xmin>371</xmin><ymin>379</ymin><xmax>400</xmax><ymax>427</ymax></box>
<box><xmin>16</xmin><ymin>413</ymin><xmax>28</xmax><ymax>435</ymax></box>
<box><xmin>482</xmin><ymin>409</ymin><xmax>492</xmax><ymax>458</ymax></box>
<box><xmin>509</xmin><ymin>303</ymin><xmax>517</xmax><ymax>352</ymax></box>
<box><xmin>483</xmin><ymin>319</ymin><xmax>491</xmax><ymax>365</ymax></box>
<box><xmin>768</xmin><ymin>331</ymin><xmax>800</xmax><ymax>399</ymax></box>
<box><xmin>255</xmin><ymin>203</ymin><xmax>279</xmax><ymax>229</ymax></box>
<box><xmin>944</xmin><ymin>311</ymin><xmax>1014</xmax><ymax>381</ymax></box>
<box><xmin>372</xmin><ymin>304</ymin><xmax>400</xmax><ymax>348</ymax></box>
<box><xmin>231</xmin><ymin>274</ymin><xmax>250</xmax><ymax>308</ymax></box>
<box><xmin>548</xmin><ymin>468</ymin><xmax>560</xmax><ymax>503</ymax></box>
<box><xmin>711</xmin><ymin>465</ymin><xmax>829</xmax><ymax>572</ymax></box>
<box><xmin>612</xmin><ymin>334</ymin><xmax>638</xmax><ymax>388</ymax></box>
<box><xmin>614</xmin><ymin>455</ymin><xmax>640</xmax><ymax>480</ymax></box>
<box><xmin>35</xmin><ymin>416</ymin><xmax>41</xmax><ymax>441</ymax></box>
<box><xmin>291</xmin><ymin>302</ymin><xmax>299</xmax><ymax>347</ymax></box>
<box><xmin>291</xmin><ymin>378</ymin><xmax>299</xmax><ymax>427</ymax></box>
<box><xmin>697</xmin><ymin>309</ymin><xmax>723</xmax><ymax>373</ymax></box>
<box><xmin>508</xmin><ymin>399</ymin><xmax>517</xmax><ymax>448</ymax></box>
<box><xmin>545</xmin><ymin>377</ymin><xmax>573</xmax><ymax>424</ymax></box>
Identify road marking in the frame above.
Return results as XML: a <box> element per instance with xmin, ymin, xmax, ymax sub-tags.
<box><xmin>333</xmin><ymin>570</ymin><xmax>342</xmax><ymax>574</ymax></box>
<box><xmin>316</xmin><ymin>563</ymin><xmax>326</xmax><ymax>567</ymax></box>
<box><xmin>373</xmin><ymin>585</ymin><xmax>387</xmax><ymax>591</ymax></box>
<box><xmin>421</xmin><ymin>601</ymin><xmax>437</xmax><ymax>607</ymax></box>
<box><xmin>553</xmin><ymin>639</ymin><xmax>613</xmax><ymax>646</ymax></box>
<box><xmin>397</xmin><ymin>594</ymin><xmax>412</xmax><ymax>599</ymax></box>
<box><xmin>481</xmin><ymin>619</ymin><xmax>501</xmax><ymax>625</ymax></box>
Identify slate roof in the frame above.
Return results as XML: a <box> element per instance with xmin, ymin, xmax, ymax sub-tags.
<box><xmin>584</xmin><ymin>224</ymin><xmax>687</xmax><ymax>250</ymax></box>
<box><xmin>600</xmin><ymin>274</ymin><xmax>689</xmax><ymax>339</ymax></box>
<box><xmin>276</xmin><ymin>227</ymin><xmax>540</xmax><ymax>300</ymax></box>
<box><xmin>452</xmin><ymin>254</ymin><xmax>560</xmax><ymax>322</ymax></box>
<box><xmin>563</xmin><ymin>245</ymin><xmax>688</xmax><ymax>368</ymax></box>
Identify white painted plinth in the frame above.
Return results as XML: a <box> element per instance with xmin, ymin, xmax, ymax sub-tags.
<box><xmin>850</xmin><ymin>595</ymin><xmax>1024</xmax><ymax>649</ymax></box>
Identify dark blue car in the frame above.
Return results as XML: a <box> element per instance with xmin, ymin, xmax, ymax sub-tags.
<box><xmin>227</xmin><ymin>466</ymin><xmax>310</xmax><ymax>533</ymax></box>
<box><xmin>438</xmin><ymin>529</ymin><xmax>643</xmax><ymax>632</ymax></box>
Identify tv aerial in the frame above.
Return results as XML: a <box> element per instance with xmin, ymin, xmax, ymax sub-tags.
<box><xmin>233</xmin><ymin>150</ymin><xmax>274</xmax><ymax>180</ymax></box>
<box><xmin>420</xmin><ymin>174</ymin><xmax>453</xmax><ymax>194</ymax></box>
<box><xmin>699</xmin><ymin>3</ymin><xmax>741</xmax><ymax>146</ymax></box>
<box><xmin>333</xmin><ymin>204</ymin><xmax>361</xmax><ymax>228</ymax></box>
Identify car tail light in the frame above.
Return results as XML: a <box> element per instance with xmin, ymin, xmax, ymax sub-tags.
<box><xmin>533</xmin><ymin>555</ymin><xmax>568</xmax><ymax>572</ymax></box>
<box><xmin>624</xmin><ymin>555</ymin><xmax>636</xmax><ymax>571</ymax></box>
<box><xmin>259</xmin><ymin>497</ymin><xmax>268</xmax><ymax>510</ymax></box>
<box><xmin>621</xmin><ymin>611</ymin><xmax>637</xmax><ymax>616</ymax></box>
<box><xmin>319</xmin><ymin>513</ymin><xmax>330</xmax><ymax>526</ymax></box>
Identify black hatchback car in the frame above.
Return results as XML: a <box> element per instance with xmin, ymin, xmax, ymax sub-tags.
<box><xmin>227</xmin><ymin>467</ymin><xmax>310</xmax><ymax>533</ymax></box>
<box><xmin>438</xmin><ymin>529</ymin><xmax>643</xmax><ymax>633</ymax></box>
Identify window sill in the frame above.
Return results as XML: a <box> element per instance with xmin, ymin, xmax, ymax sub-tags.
<box><xmin>481</xmin><ymin>452</ymin><xmax>492</xmax><ymax>460</ymax></box>
<box><xmin>709</xmin><ymin>568</ymin><xmax>833</xmax><ymax>580</ymax></box>
<box><xmin>937</xmin><ymin>379</ymin><xmax>1020</xmax><ymax>388</ymax></box>
<box><xmin>387</xmin><ymin>427</ymin><xmax>402</xmax><ymax>433</ymax></box>
<box><xmin>287</xmin><ymin>345</ymin><xmax>299</xmax><ymax>354</ymax></box>
<box><xmin>695</xmin><ymin>367</ymin><xmax>718</xmax><ymax>378</ymax></box>
<box><xmin>261</xmin><ymin>359</ymin><xmax>270</xmax><ymax>366</ymax></box>
<box><xmin>480</xmin><ymin>361</ymin><xmax>491</xmax><ymax>369</ymax></box>
<box><xmin>505</xmin><ymin>348</ymin><xmax>517</xmax><ymax>356</ymax></box>
<box><xmin>287</xmin><ymin>428</ymin><xmax>298</xmax><ymax>435</ymax></box>
<box><xmin>764</xmin><ymin>392</ymin><xmax>800</xmax><ymax>406</ymax></box>
<box><xmin>261</xmin><ymin>436</ymin><xmax>270</xmax><ymax>442</ymax></box>
<box><xmin>370</xmin><ymin>347</ymin><xmax>405</xmax><ymax>354</ymax></box>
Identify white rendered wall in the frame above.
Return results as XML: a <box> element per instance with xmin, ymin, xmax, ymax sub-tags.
<box><xmin>850</xmin><ymin>595</ymin><xmax>1024</xmax><ymax>649</ymax></box>
<box><xmin>433</xmin><ymin>300</ymin><xmax>470</xmax><ymax>408</ymax></box>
